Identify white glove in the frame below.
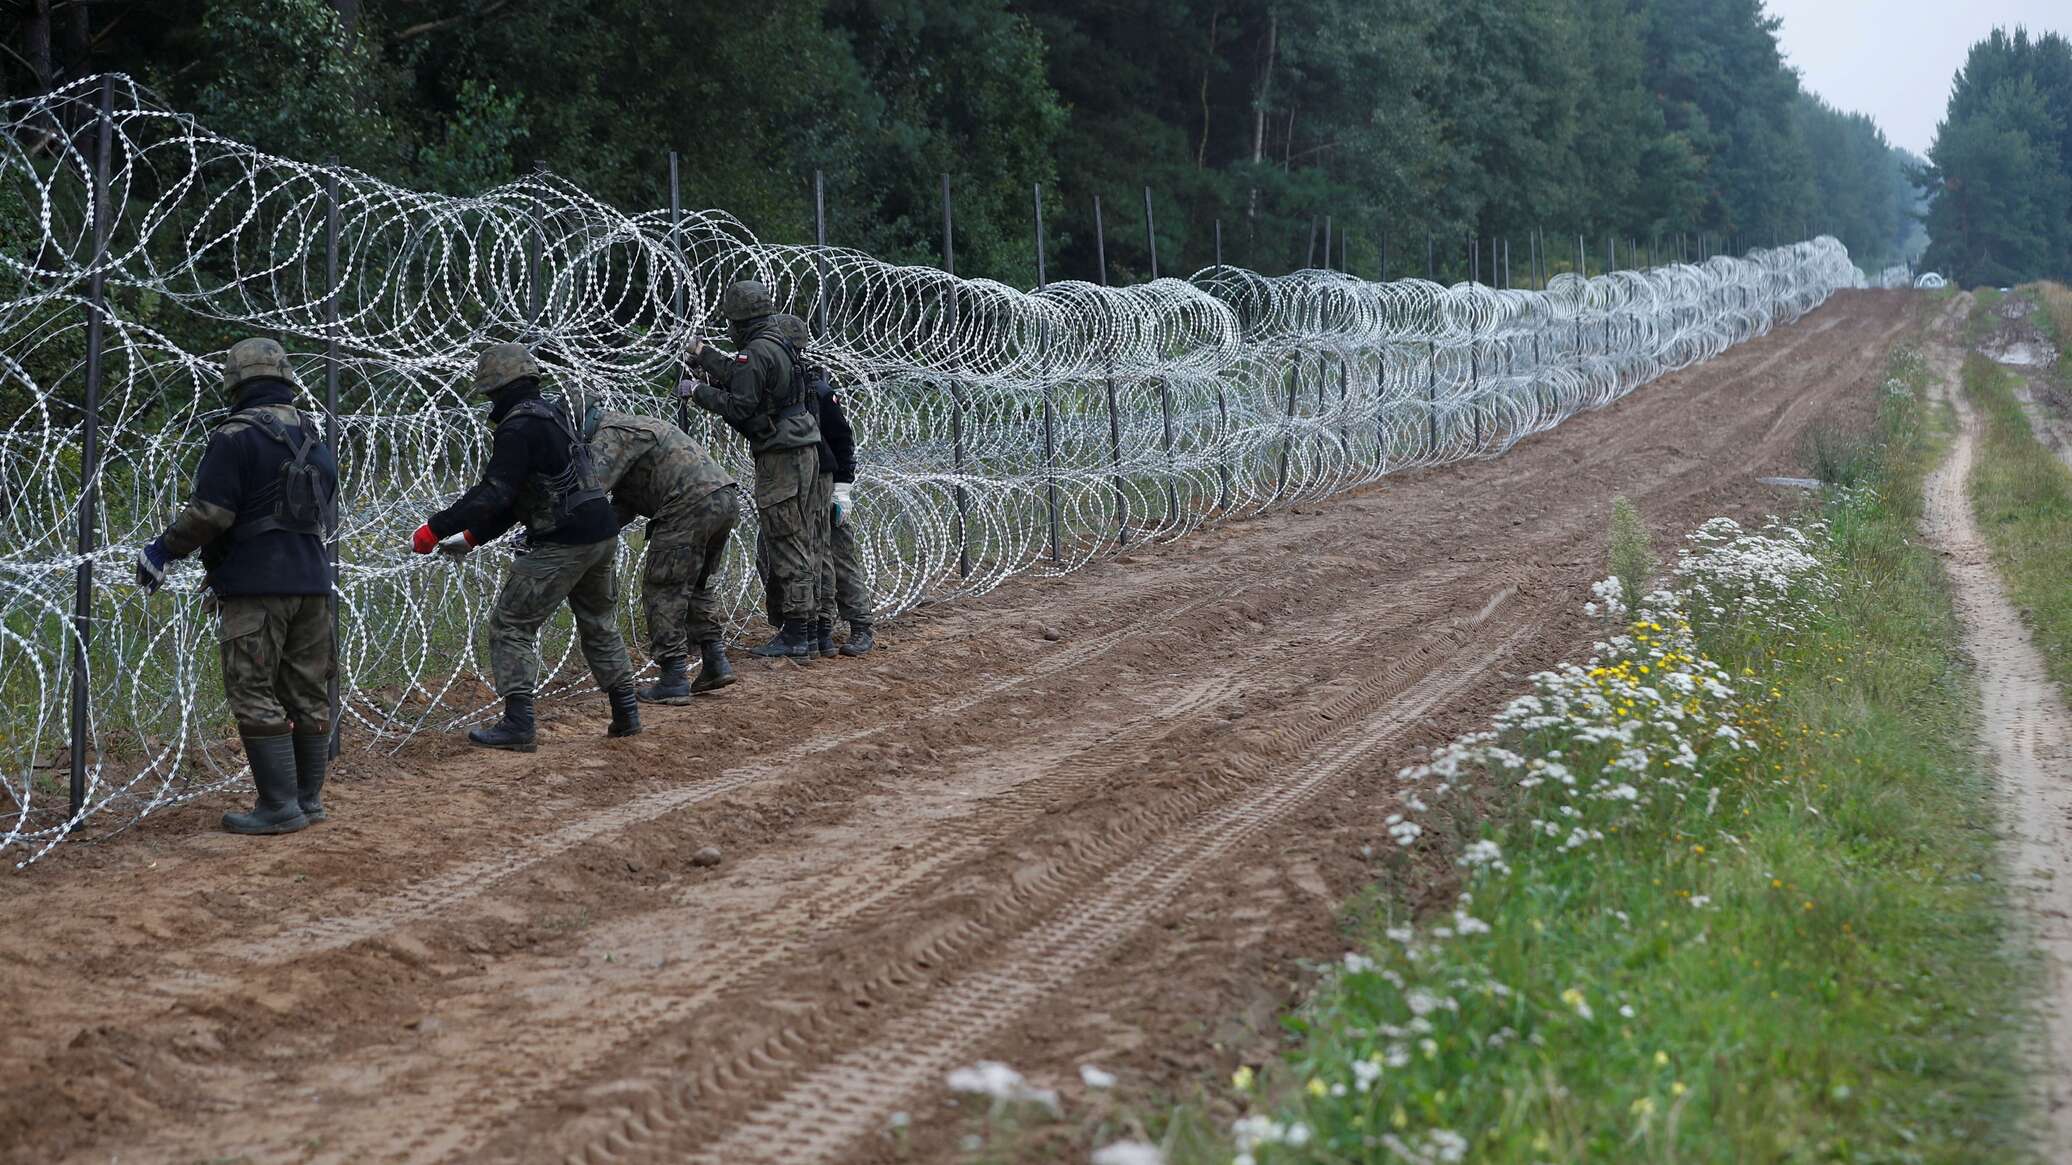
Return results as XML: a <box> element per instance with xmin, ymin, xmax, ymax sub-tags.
<box><xmin>437</xmin><ymin>533</ymin><xmax>476</xmax><ymax>560</ymax></box>
<box><xmin>831</xmin><ymin>482</ymin><xmax>855</xmax><ymax>526</ymax></box>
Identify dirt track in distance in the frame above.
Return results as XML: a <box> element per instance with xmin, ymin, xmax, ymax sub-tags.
<box><xmin>0</xmin><ymin>290</ymin><xmax>1915</xmax><ymax>1165</ymax></box>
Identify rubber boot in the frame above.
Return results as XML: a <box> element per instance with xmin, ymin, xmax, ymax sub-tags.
<box><xmin>638</xmin><ymin>656</ymin><xmax>693</xmax><ymax>705</ymax></box>
<box><xmin>815</xmin><ymin>619</ymin><xmax>838</xmax><ymax>659</ymax></box>
<box><xmin>608</xmin><ymin>686</ymin><xmax>642</xmax><ymax>738</ymax></box>
<box><xmin>691</xmin><ymin>640</ymin><xmax>736</xmax><ymax>694</ymax></box>
<box><xmin>840</xmin><ymin>621</ymin><xmax>875</xmax><ymax>657</ymax></box>
<box><xmin>224</xmin><ymin>734</ymin><xmax>310</xmax><ymax>835</ymax></box>
<box><xmin>468</xmin><ymin>693</ymin><xmax>537</xmax><ymax>753</ymax></box>
<box><xmin>292</xmin><ymin>732</ymin><xmax>329</xmax><ymax>824</ymax></box>
<box><xmin>750</xmin><ymin>620</ymin><xmax>813</xmax><ymax>662</ymax></box>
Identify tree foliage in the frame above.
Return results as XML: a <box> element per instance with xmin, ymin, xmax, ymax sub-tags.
<box><xmin>5</xmin><ymin>0</ymin><xmax>1923</xmax><ymax>286</ymax></box>
<box><xmin>1922</xmin><ymin>27</ymin><xmax>2072</xmax><ymax>287</ymax></box>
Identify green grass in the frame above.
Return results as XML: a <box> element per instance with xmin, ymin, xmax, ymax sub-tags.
<box><xmin>1195</xmin><ymin>343</ymin><xmax>2036</xmax><ymax>1164</ymax></box>
<box><xmin>1963</xmin><ymin>353</ymin><xmax>2072</xmax><ymax>696</ymax></box>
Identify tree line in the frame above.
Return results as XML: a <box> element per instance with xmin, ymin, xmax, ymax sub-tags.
<box><xmin>1922</xmin><ymin>27</ymin><xmax>2072</xmax><ymax>287</ymax></box>
<box><xmin>7</xmin><ymin>0</ymin><xmax>1923</xmax><ymax>289</ymax></box>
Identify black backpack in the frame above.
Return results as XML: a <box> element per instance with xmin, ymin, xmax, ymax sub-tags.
<box><xmin>230</xmin><ymin>410</ymin><xmax>336</xmax><ymax>540</ymax></box>
<box><xmin>770</xmin><ymin>336</ymin><xmax>838</xmax><ymax>471</ymax></box>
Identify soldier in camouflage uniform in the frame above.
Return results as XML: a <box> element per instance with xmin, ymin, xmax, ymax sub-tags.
<box><xmin>684</xmin><ymin>281</ymin><xmax>828</xmax><ymax>662</ymax></box>
<box><xmin>135</xmin><ymin>338</ymin><xmax>339</xmax><ymax>835</ymax></box>
<box><xmin>412</xmin><ymin>343</ymin><xmax>638</xmax><ymax>750</ymax></box>
<box><xmin>582</xmin><ymin>408</ymin><xmax>741</xmax><ymax>701</ymax></box>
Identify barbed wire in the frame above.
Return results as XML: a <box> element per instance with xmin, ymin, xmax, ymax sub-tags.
<box><xmin>0</xmin><ymin>75</ymin><xmax>1865</xmax><ymax>864</ymax></box>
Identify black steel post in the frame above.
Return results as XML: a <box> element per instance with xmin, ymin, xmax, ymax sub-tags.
<box><xmin>1035</xmin><ymin>183</ymin><xmax>1060</xmax><ymax>564</ymax></box>
<box><xmin>527</xmin><ymin>159</ymin><xmax>546</xmax><ymax>327</ymax></box>
<box><xmin>69</xmin><ymin>76</ymin><xmax>113</xmax><ymax>820</ymax></box>
<box><xmin>323</xmin><ymin>158</ymin><xmax>343</xmax><ymax>759</ymax></box>
<box><xmin>1214</xmin><ymin>218</ymin><xmax>1223</xmax><ymax>267</ymax></box>
<box><xmin>1426</xmin><ymin>229</ymin><xmax>1435</xmax><ymax>281</ymax></box>
<box><xmin>813</xmin><ymin>168</ymin><xmax>829</xmax><ymax>337</ymax></box>
<box><xmin>1093</xmin><ymin>194</ymin><xmax>1108</xmax><ymax>285</ymax></box>
<box><xmin>669</xmin><ymin>152</ymin><xmax>690</xmax><ymax>434</ymax></box>
<box><xmin>1322</xmin><ymin>215</ymin><xmax>1332</xmax><ymax>272</ymax></box>
<box><xmin>1143</xmin><ymin>186</ymin><xmax>1160</xmax><ymax>280</ymax></box>
<box><xmin>943</xmin><ymin>175</ymin><xmax>969</xmax><ymax>579</ymax></box>
<box><xmin>1305</xmin><ymin>218</ymin><xmax>1317</xmax><ymax>269</ymax></box>
<box><xmin>1380</xmin><ymin>230</ymin><xmax>1388</xmax><ymax>282</ymax></box>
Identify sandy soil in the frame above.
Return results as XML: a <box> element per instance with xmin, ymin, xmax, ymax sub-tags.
<box><xmin>1924</xmin><ymin>296</ymin><xmax>2072</xmax><ymax>1157</ymax></box>
<box><xmin>0</xmin><ymin>291</ymin><xmax>1915</xmax><ymax>1165</ymax></box>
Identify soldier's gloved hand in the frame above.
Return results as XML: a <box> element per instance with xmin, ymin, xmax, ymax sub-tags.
<box><xmin>438</xmin><ymin>531</ymin><xmax>479</xmax><ymax>560</ymax></box>
<box><xmin>410</xmin><ymin>524</ymin><xmax>439</xmax><ymax>555</ymax></box>
<box><xmin>134</xmin><ymin>536</ymin><xmax>171</xmax><ymax>594</ymax></box>
<box><xmin>831</xmin><ymin>483</ymin><xmax>855</xmax><ymax>526</ymax></box>
<box><xmin>675</xmin><ymin>377</ymin><xmax>698</xmax><ymax>400</ymax></box>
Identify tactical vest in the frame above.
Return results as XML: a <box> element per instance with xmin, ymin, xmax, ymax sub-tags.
<box><xmin>196</xmin><ymin>406</ymin><xmax>337</xmax><ymax>584</ymax></box>
<box><xmin>502</xmin><ymin>396</ymin><xmax>607</xmax><ymax>536</ymax></box>
<box><xmin>767</xmin><ymin>336</ymin><xmax>838</xmax><ymax>472</ymax></box>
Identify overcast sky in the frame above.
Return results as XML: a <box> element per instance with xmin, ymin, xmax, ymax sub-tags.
<box><xmin>1764</xmin><ymin>0</ymin><xmax>2070</xmax><ymax>157</ymax></box>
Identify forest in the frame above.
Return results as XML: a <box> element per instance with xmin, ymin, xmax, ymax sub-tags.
<box><xmin>7</xmin><ymin>0</ymin><xmax>1923</xmax><ymax>286</ymax></box>
<box><xmin>1921</xmin><ymin>27</ymin><xmax>2072</xmax><ymax>287</ymax></box>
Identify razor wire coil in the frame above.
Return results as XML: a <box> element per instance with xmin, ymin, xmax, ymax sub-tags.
<box><xmin>0</xmin><ymin>76</ymin><xmax>1866</xmax><ymax>863</ymax></box>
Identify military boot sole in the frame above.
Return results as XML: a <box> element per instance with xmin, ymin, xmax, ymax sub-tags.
<box><xmin>223</xmin><ymin>811</ymin><xmax>310</xmax><ymax>836</ymax></box>
<box><xmin>690</xmin><ymin>673</ymin><xmax>737</xmax><ymax>694</ymax></box>
<box><xmin>839</xmin><ymin>643</ymin><xmax>874</xmax><ymax>657</ymax></box>
<box><xmin>637</xmin><ymin>686</ymin><xmax>694</xmax><ymax>706</ymax></box>
<box><xmin>467</xmin><ymin>731</ymin><xmax>538</xmax><ymax>753</ymax></box>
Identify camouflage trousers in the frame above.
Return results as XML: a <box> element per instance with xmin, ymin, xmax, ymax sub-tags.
<box><xmin>487</xmin><ymin>536</ymin><xmax>634</xmax><ymax>698</ymax></box>
<box><xmin>217</xmin><ymin>594</ymin><xmax>334</xmax><ymax>737</ymax></box>
<box><xmin>751</xmin><ymin>446</ymin><xmax>828</xmax><ymax>624</ymax></box>
<box><xmin>817</xmin><ymin>474</ymin><xmax>875</xmax><ymax>626</ymax></box>
<box><xmin>641</xmin><ymin>487</ymin><xmax>741</xmax><ymax>661</ymax></box>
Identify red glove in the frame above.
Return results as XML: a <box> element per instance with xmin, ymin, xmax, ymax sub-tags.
<box><xmin>411</xmin><ymin>524</ymin><xmax>439</xmax><ymax>554</ymax></box>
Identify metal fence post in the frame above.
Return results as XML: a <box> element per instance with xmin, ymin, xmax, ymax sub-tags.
<box><xmin>1035</xmin><ymin>183</ymin><xmax>1060</xmax><ymax>564</ymax></box>
<box><xmin>527</xmin><ymin>159</ymin><xmax>546</xmax><ymax>327</ymax></box>
<box><xmin>1322</xmin><ymin>215</ymin><xmax>1332</xmax><ymax>272</ymax></box>
<box><xmin>1214</xmin><ymin>218</ymin><xmax>1223</xmax><ymax>268</ymax></box>
<box><xmin>323</xmin><ymin>157</ymin><xmax>343</xmax><ymax>760</ymax></box>
<box><xmin>668</xmin><ymin>153</ymin><xmax>691</xmax><ymax>433</ymax></box>
<box><xmin>943</xmin><ymin>175</ymin><xmax>969</xmax><ymax>579</ymax></box>
<box><xmin>69</xmin><ymin>74</ymin><xmax>113</xmax><ymax>821</ymax></box>
<box><xmin>813</xmin><ymin>168</ymin><xmax>829</xmax><ymax>338</ymax></box>
<box><xmin>1093</xmin><ymin>195</ymin><xmax>1126</xmax><ymax>542</ymax></box>
<box><xmin>1143</xmin><ymin>186</ymin><xmax>1160</xmax><ymax>280</ymax></box>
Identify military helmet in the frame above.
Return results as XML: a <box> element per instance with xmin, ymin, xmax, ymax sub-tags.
<box><xmin>720</xmin><ymin>280</ymin><xmax>777</xmax><ymax>322</ymax></box>
<box><xmin>221</xmin><ymin>337</ymin><xmax>299</xmax><ymax>393</ymax></box>
<box><xmin>472</xmin><ymin>342</ymin><xmax>541</xmax><ymax>395</ymax></box>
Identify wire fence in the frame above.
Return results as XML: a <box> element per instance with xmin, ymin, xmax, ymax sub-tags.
<box><xmin>0</xmin><ymin>75</ymin><xmax>1866</xmax><ymax>864</ymax></box>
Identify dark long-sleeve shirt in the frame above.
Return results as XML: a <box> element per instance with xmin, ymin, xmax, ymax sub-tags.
<box><xmin>818</xmin><ymin>387</ymin><xmax>857</xmax><ymax>484</ymax></box>
<box><xmin>157</xmin><ymin>378</ymin><xmax>336</xmax><ymax>597</ymax></box>
<box><xmin>428</xmin><ymin>385</ymin><xmax>616</xmax><ymax>545</ymax></box>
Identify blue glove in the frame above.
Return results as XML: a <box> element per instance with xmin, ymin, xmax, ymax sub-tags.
<box><xmin>135</xmin><ymin>536</ymin><xmax>172</xmax><ymax>593</ymax></box>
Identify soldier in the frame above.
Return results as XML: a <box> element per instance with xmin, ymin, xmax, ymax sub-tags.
<box><xmin>812</xmin><ymin>373</ymin><xmax>876</xmax><ymax>657</ymax></box>
<box><xmin>582</xmin><ymin>408</ymin><xmax>741</xmax><ymax>701</ymax></box>
<box><xmin>411</xmin><ymin>343</ymin><xmax>639</xmax><ymax>750</ymax></box>
<box><xmin>134</xmin><ymin>338</ymin><xmax>338</xmax><ymax>835</ymax></box>
<box><xmin>684</xmin><ymin>281</ymin><xmax>827</xmax><ymax>661</ymax></box>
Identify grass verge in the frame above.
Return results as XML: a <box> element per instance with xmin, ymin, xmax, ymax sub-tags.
<box><xmin>1197</xmin><ymin>343</ymin><xmax>2035</xmax><ymax>1164</ymax></box>
<box><xmin>1962</xmin><ymin>353</ymin><xmax>2072</xmax><ymax>696</ymax></box>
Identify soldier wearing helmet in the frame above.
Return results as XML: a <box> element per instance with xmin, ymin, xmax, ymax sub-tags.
<box><xmin>411</xmin><ymin>342</ymin><xmax>639</xmax><ymax>750</ymax></box>
<box><xmin>683</xmin><ymin>280</ymin><xmax>828</xmax><ymax>661</ymax></box>
<box><xmin>135</xmin><ymin>337</ymin><xmax>339</xmax><ymax>835</ymax></box>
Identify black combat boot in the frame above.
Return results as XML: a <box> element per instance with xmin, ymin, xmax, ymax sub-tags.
<box><xmin>468</xmin><ymin>693</ymin><xmax>537</xmax><ymax>752</ymax></box>
<box><xmin>815</xmin><ymin>619</ymin><xmax>838</xmax><ymax>659</ymax></box>
<box><xmin>840</xmin><ymin>621</ymin><xmax>875</xmax><ymax>657</ymax></box>
<box><xmin>608</xmin><ymin>685</ymin><xmax>642</xmax><ymax>737</ymax></box>
<box><xmin>749</xmin><ymin>620</ymin><xmax>813</xmax><ymax>662</ymax></box>
<box><xmin>292</xmin><ymin>732</ymin><xmax>329</xmax><ymax>824</ymax></box>
<box><xmin>224</xmin><ymin>733</ymin><xmax>310</xmax><ymax>835</ymax></box>
<box><xmin>691</xmin><ymin>640</ymin><xmax>736</xmax><ymax>694</ymax></box>
<box><xmin>637</xmin><ymin>656</ymin><xmax>693</xmax><ymax>705</ymax></box>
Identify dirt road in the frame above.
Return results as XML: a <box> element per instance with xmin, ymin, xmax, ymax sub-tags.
<box><xmin>1925</xmin><ymin>297</ymin><xmax>2072</xmax><ymax>1158</ymax></box>
<box><xmin>0</xmin><ymin>291</ymin><xmax>1915</xmax><ymax>1165</ymax></box>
